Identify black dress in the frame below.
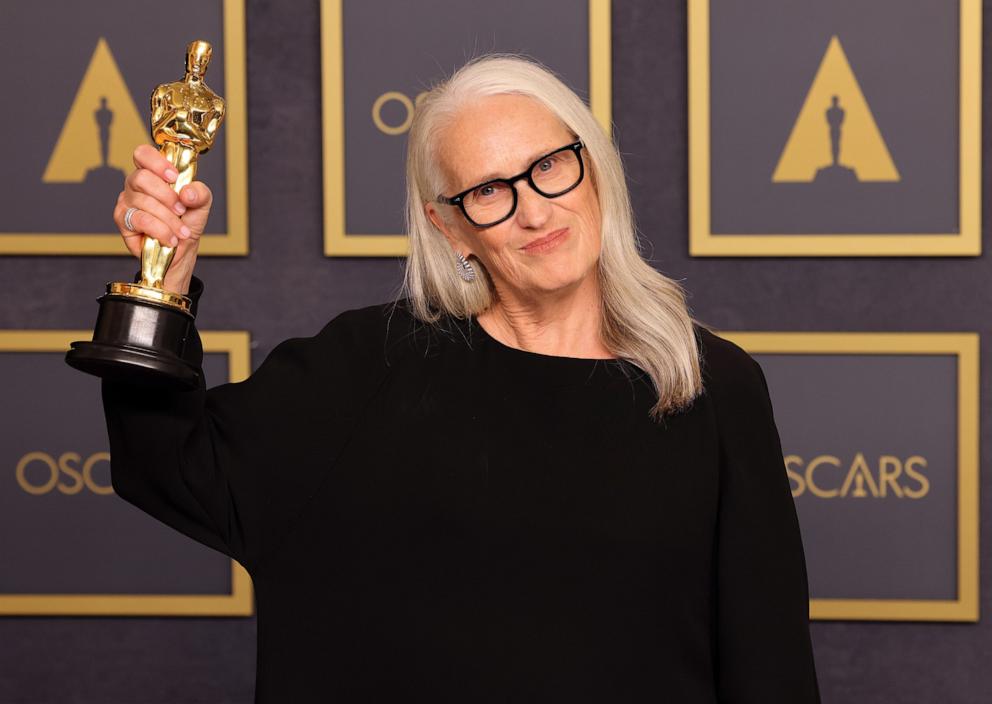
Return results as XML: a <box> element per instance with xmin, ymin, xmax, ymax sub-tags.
<box><xmin>101</xmin><ymin>275</ymin><xmax>821</xmax><ymax>703</ymax></box>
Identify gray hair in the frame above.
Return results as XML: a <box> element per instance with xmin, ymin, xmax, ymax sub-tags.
<box><xmin>400</xmin><ymin>55</ymin><xmax>702</xmax><ymax>421</ymax></box>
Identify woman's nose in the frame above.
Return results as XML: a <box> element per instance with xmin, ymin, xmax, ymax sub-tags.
<box><xmin>513</xmin><ymin>182</ymin><xmax>553</xmax><ymax>229</ymax></box>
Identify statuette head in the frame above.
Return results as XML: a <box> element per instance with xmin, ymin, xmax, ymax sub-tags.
<box><xmin>185</xmin><ymin>40</ymin><xmax>212</xmax><ymax>78</ymax></box>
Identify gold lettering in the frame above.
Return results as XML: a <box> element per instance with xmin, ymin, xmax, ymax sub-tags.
<box><xmin>785</xmin><ymin>455</ymin><xmax>806</xmax><ymax>497</ymax></box>
<box><xmin>371</xmin><ymin>91</ymin><xmax>430</xmax><ymax>135</ymax></box>
<box><xmin>57</xmin><ymin>452</ymin><xmax>85</xmax><ymax>495</ymax></box>
<box><xmin>788</xmin><ymin>453</ymin><xmax>930</xmax><ymax>500</ymax></box>
<box><xmin>15</xmin><ymin>451</ymin><xmax>116</xmax><ymax>496</ymax></box>
<box><xmin>82</xmin><ymin>452</ymin><xmax>114</xmax><ymax>495</ymax></box>
<box><xmin>877</xmin><ymin>455</ymin><xmax>904</xmax><ymax>498</ymax></box>
<box><xmin>15</xmin><ymin>452</ymin><xmax>58</xmax><ymax>495</ymax></box>
<box><xmin>806</xmin><ymin>455</ymin><xmax>841</xmax><ymax>498</ymax></box>
<box><xmin>840</xmin><ymin>452</ymin><xmax>881</xmax><ymax>498</ymax></box>
<box><xmin>371</xmin><ymin>91</ymin><xmax>415</xmax><ymax>135</ymax></box>
<box><xmin>903</xmin><ymin>455</ymin><xmax>930</xmax><ymax>499</ymax></box>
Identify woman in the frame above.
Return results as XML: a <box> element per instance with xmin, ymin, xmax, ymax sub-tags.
<box><xmin>106</xmin><ymin>55</ymin><xmax>821</xmax><ymax>702</ymax></box>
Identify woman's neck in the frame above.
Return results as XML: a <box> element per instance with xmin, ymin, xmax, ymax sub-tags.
<box><xmin>476</xmin><ymin>273</ymin><xmax>615</xmax><ymax>359</ymax></box>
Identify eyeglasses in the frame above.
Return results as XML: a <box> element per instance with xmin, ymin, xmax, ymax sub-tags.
<box><xmin>437</xmin><ymin>141</ymin><xmax>585</xmax><ymax>228</ymax></box>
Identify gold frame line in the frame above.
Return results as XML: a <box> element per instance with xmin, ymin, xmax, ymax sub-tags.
<box><xmin>320</xmin><ymin>0</ymin><xmax>613</xmax><ymax>256</ymax></box>
<box><xmin>0</xmin><ymin>0</ymin><xmax>249</xmax><ymax>256</ymax></box>
<box><xmin>689</xmin><ymin>0</ymin><xmax>982</xmax><ymax>256</ymax></box>
<box><xmin>721</xmin><ymin>331</ymin><xmax>980</xmax><ymax>622</ymax></box>
<box><xmin>0</xmin><ymin>329</ymin><xmax>254</xmax><ymax>616</ymax></box>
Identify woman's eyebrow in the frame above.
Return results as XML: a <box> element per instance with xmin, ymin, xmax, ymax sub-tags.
<box><xmin>460</xmin><ymin>144</ymin><xmax>564</xmax><ymax>189</ymax></box>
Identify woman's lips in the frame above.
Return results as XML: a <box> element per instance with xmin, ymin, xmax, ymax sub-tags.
<box><xmin>521</xmin><ymin>227</ymin><xmax>569</xmax><ymax>252</ymax></box>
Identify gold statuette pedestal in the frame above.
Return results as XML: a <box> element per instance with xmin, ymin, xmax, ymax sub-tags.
<box><xmin>66</xmin><ymin>40</ymin><xmax>226</xmax><ymax>389</ymax></box>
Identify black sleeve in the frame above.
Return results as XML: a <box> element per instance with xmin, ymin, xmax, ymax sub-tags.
<box><xmin>709</xmin><ymin>349</ymin><xmax>821</xmax><ymax>702</ymax></box>
<box><xmin>101</xmin><ymin>279</ymin><xmax>385</xmax><ymax>573</ymax></box>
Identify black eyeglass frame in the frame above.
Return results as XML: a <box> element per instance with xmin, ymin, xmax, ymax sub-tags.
<box><xmin>436</xmin><ymin>140</ymin><xmax>585</xmax><ymax>228</ymax></box>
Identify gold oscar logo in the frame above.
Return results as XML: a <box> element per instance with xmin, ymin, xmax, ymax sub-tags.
<box><xmin>786</xmin><ymin>453</ymin><xmax>930</xmax><ymax>499</ymax></box>
<box><xmin>15</xmin><ymin>451</ymin><xmax>114</xmax><ymax>496</ymax></box>
<box><xmin>773</xmin><ymin>35</ymin><xmax>900</xmax><ymax>183</ymax></box>
<box><xmin>43</xmin><ymin>37</ymin><xmax>145</xmax><ymax>186</ymax></box>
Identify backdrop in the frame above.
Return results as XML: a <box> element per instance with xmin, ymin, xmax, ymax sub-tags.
<box><xmin>0</xmin><ymin>2</ymin><xmax>990</xmax><ymax>702</ymax></box>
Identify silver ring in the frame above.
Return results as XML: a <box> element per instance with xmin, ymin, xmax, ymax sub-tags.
<box><xmin>123</xmin><ymin>207</ymin><xmax>138</xmax><ymax>232</ymax></box>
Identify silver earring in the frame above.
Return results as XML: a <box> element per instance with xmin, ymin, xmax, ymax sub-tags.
<box><xmin>455</xmin><ymin>252</ymin><xmax>476</xmax><ymax>282</ymax></box>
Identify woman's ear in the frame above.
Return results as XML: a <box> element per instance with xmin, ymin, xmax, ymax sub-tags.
<box><xmin>425</xmin><ymin>201</ymin><xmax>471</xmax><ymax>256</ymax></box>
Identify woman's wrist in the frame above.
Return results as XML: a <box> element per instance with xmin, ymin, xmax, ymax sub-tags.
<box><xmin>164</xmin><ymin>264</ymin><xmax>194</xmax><ymax>295</ymax></box>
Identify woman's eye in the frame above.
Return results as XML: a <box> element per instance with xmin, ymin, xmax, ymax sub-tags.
<box><xmin>477</xmin><ymin>185</ymin><xmax>496</xmax><ymax>198</ymax></box>
<box><xmin>538</xmin><ymin>157</ymin><xmax>557</xmax><ymax>172</ymax></box>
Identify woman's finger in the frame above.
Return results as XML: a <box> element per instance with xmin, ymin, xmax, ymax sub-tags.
<box><xmin>115</xmin><ymin>199</ymin><xmax>180</xmax><ymax>253</ymax></box>
<box><xmin>177</xmin><ymin>180</ymin><xmax>213</xmax><ymax>210</ymax></box>
<box><xmin>126</xmin><ymin>167</ymin><xmax>187</xmax><ymax>217</ymax></box>
<box><xmin>132</xmin><ymin>144</ymin><xmax>180</xmax><ymax>186</ymax></box>
<box><xmin>122</xmin><ymin>190</ymin><xmax>191</xmax><ymax>242</ymax></box>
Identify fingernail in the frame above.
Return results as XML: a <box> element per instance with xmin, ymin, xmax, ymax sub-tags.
<box><xmin>185</xmin><ymin>190</ymin><xmax>195</xmax><ymax>202</ymax></box>
<box><xmin>165</xmin><ymin>169</ymin><xmax>178</xmax><ymax>181</ymax></box>
<box><xmin>180</xmin><ymin>225</ymin><xmax>191</xmax><ymax>238</ymax></box>
<box><xmin>173</xmin><ymin>202</ymin><xmax>187</xmax><ymax>215</ymax></box>
<box><xmin>169</xmin><ymin>236</ymin><xmax>179</xmax><ymax>247</ymax></box>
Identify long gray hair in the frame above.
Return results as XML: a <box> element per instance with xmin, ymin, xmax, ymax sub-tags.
<box><xmin>400</xmin><ymin>55</ymin><xmax>702</xmax><ymax>421</ymax></box>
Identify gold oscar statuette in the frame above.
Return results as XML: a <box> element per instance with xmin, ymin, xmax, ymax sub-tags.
<box><xmin>66</xmin><ymin>40</ymin><xmax>226</xmax><ymax>389</ymax></box>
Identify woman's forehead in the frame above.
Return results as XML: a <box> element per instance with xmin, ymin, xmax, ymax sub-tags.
<box><xmin>437</xmin><ymin>95</ymin><xmax>573</xmax><ymax>186</ymax></box>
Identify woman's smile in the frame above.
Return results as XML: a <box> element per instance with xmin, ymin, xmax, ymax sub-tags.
<box><xmin>520</xmin><ymin>227</ymin><xmax>570</xmax><ymax>253</ymax></box>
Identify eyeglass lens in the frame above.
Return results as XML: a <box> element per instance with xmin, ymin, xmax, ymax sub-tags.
<box><xmin>462</xmin><ymin>148</ymin><xmax>581</xmax><ymax>226</ymax></box>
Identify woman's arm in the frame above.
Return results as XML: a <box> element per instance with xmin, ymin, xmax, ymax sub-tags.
<box><xmin>101</xmin><ymin>276</ymin><xmax>385</xmax><ymax>573</ymax></box>
<box><xmin>706</xmin><ymin>338</ymin><xmax>821</xmax><ymax>702</ymax></box>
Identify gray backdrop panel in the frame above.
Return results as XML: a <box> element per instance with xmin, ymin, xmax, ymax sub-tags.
<box><xmin>0</xmin><ymin>0</ymin><xmax>229</xmax><ymax>234</ymax></box>
<box><xmin>1</xmin><ymin>352</ymin><xmax>232</xmax><ymax>594</ymax></box>
<box><xmin>710</xmin><ymin>0</ymin><xmax>959</xmax><ymax>234</ymax></box>
<box><xmin>757</xmin><ymin>353</ymin><xmax>958</xmax><ymax>601</ymax></box>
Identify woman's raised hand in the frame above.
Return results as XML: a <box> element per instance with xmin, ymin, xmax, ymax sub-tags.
<box><xmin>113</xmin><ymin>144</ymin><xmax>213</xmax><ymax>295</ymax></box>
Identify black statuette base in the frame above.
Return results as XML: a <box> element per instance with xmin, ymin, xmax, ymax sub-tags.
<box><xmin>65</xmin><ymin>291</ymin><xmax>200</xmax><ymax>390</ymax></box>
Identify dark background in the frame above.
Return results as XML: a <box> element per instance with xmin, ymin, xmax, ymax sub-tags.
<box><xmin>0</xmin><ymin>2</ymin><xmax>989</xmax><ymax>702</ymax></box>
